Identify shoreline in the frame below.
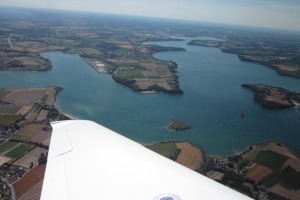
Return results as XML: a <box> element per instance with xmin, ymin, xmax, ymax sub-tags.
<box><xmin>188</xmin><ymin>39</ymin><xmax>300</xmax><ymax>80</ymax></box>
<box><xmin>61</xmin><ymin>112</ymin><xmax>78</xmax><ymax>120</ymax></box>
<box><xmin>55</xmin><ymin>103</ymin><xmax>78</xmax><ymax>120</ymax></box>
<box><xmin>147</xmin><ymin>140</ymin><xmax>300</xmax><ymax>160</ymax></box>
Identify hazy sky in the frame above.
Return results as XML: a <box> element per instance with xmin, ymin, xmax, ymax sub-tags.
<box><xmin>1</xmin><ymin>0</ymin><xmax>300</xmax><ymax>31</ymax></box>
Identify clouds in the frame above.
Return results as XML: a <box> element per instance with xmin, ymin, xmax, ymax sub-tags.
<box><xmin>0</xmin><ymin>0</ymin><xmax>300</xmax><ymax>31</ymax></box>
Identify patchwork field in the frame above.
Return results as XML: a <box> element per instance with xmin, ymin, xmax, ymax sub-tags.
<box><xmin>13</xmin><ymin>164</ymin><xmax>46</xmax><ymax>200</ymax></box>
<box><xmin>253</xmin><ymin>150</ymin><xmax>289</xmax><ymax>172</ymax></box>
<box><xmin>0</xmin><ymin>86</ymin><xmax>61</xmax><ymax>199</ymax></box>
<box><xmin>270</xmin><ymin>184</ymin><xmax>300</xmax><ymax>200</ymax></box>
<box><xmin>14</xmin><ymin>147</ymin><xmax>48</xmax><ymax>168</ymax></box>
<box><xmin>241</xmin><ymin>142</ymin><xmax>300</xmax><ymax>199</ymax></box>
<box><xmin>12</xmin><ymin>124</ymin><xmax>47</xmax><ymax>141</ymax></box>
<box><xmin>4</xmin><ymin>87</ymin><xmax>58</xmax><ymax>106</ymax></box>
<box><xmin>146</xmin><ymin>141</ymin><xmax>204</xmax><ymax>170</ymax></box>
<box><xmin>246</xmin><ymin>163</ymin><xmax>273</xmax><ymax>182</ymax></box>
<box><xmin>0</xmin><ymin>141</ymin><xmax>20</xmax><ymax>154</ymax></box>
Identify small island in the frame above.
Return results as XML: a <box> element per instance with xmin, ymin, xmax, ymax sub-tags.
<box><xmin>241</xmin><ymin>84</ymin><xmax>300</xmax><ymax>109</ymax></box>
<box><xmin>168</xmin><ymin>118</ymin><xmax>191</xmax><ymax>131</ymax></box>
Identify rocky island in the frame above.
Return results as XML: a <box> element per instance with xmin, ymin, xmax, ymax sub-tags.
<box><xmin>241</xmin><ymin>84</ymin><xmax>300</xmax><ymax>109</ymax></box>
<box><xmin>168</xmin><ymin>118</ymin><xmax>191</xmax><ymax>131</ymax></box>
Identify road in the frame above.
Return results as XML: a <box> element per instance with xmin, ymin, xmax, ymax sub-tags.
<box><xmin>7</xmin><ymin>34</ymin><xmax>13</xmax><ymax>49</ymax></box>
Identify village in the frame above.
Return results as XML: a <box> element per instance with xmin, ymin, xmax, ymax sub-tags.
<box><xmin>0</xmin><ymin>87</ymin><xmax>69</xmax><ymax>199</ymax></box>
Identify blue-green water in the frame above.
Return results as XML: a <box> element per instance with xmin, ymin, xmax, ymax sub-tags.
<box><xmin>1</xmin><ymin>39</ymin><xmax>300</xmax><ymax>156</ymax></box>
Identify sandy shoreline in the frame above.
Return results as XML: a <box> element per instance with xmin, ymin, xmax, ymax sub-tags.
<box><xmin>62</xmin><ymin>113</ymin><xmax>78</xmax><ymax>120</ymax></box>
<box><xmin>54</xmin><ymin>94</ymin><xmax>78</xmax><ymax>120</ymax></box>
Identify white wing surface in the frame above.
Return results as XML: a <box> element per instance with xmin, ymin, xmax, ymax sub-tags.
<box><xmin>41</xmin><ymin>120</ymin><xmax>252</xmax><ymax>200</ymax></box>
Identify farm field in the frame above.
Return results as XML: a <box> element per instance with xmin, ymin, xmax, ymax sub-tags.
<box><xmin>253</xmin><ymin>150</ymin><xmax>289</xmax><ymax>171</ymax></box>
<box><xmin>146</xmin><ymin>142</ymin><xmax>177</xmax><ymax>158</ymax></box>
<box><xmin>13</xmin><ymin>164</ymin><xmax>46</xmax><ymax>200</ymax></box>
<box><xmin>0</xmin><ymin>86</ymin><xmax>65</xmax><ymax>199</ymax></box>
<box><xmin>4</xmin><ymin>144</ymin><xmax>33</xmax><ymax>159</ymax></box>
<box><xmin>243</xmin><ymin>142</ymin><xmax>300</xmax><ymax>199</ymax></box>
<box><xmin>0</xmin><ymin>115</ymin><xmax>21</xmax><ymax>126</ymax></box>
<box><xmin>175</xmin><ymin>142</ymin><xmax>204</xmax><ymax>170</ymax></box>
<box><xmin>0</xmin><ymin>141</ymin><xmax>20</xmax><ymax>155</ymax></box>
<box><xmin>146</xmin><ymin>141</ymin><xmax>204</xmax><ymax>170</ymax></box>
<box><xmin>246</xmin><ymin>164</ymin><xmax>273</xmax><ymax>182</ymax></box>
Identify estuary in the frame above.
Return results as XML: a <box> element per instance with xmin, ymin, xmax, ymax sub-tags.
<box><xmin>1</xmin><ymin>38</ymin><xmax>300</xmax><ymax>156</ymax></box>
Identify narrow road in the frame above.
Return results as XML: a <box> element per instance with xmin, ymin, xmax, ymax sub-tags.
<box><xmin>7</xmin><ymin>34</ymin><xmax>13</xmax><ymax>49</ymax></box>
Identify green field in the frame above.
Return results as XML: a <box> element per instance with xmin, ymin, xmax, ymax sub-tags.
<box><xmin>41</xmin><ymin>37</ymin><xmax>78</xmax><ymax>47</ymax></box>
<box><xmin>154</xmin><ymin>67</ymin><xmax>168</xmax><ymax>75</ymax></box>
<box><xmin>279</xmin><ymin>166</ymin><xmax>300</xmax><ymax>190</ymax></box>
<box><xmin>4</xmin><ymin>144</ymin><xmax>33</xmax><ymax>158</ymax></box>
<box><xmin>261</xmin><ymin>166</ymin><xmax>300</xmax><ymax>190</ymax></box>
<box><xmin>0</xmin><ymin>115</ymin><xmax>21</xmax><ymax>126</ymax></box>
<box><xmin>260</xmin><ymin>172</ymin><xmax>282</xmax><ymax>188</ymax></box>
<box><xmin>0</xmin><ymin>106</ymin><xmax>19</xmax><ymax>115</ymax></box>
<box><xmin>147</xmin><ymin>142</ymin><xmax>177</xmax><ymax>158</ymax></box>
<box><xmin>0</xmin><ymin>141</ymin><xmax>20</xmax><ymax>154</ymax></box>
<box><xmin>68</xmin><ymin>47</ymin><xmax>101</xmax><ymax>55</ymax></box>
<box><xmin>116</xmin><ymin>70</ymin><xmax>145</xmax><ymax>79</ymax></box>
<box><xmin>0</xmin><ymin>89</ymin><xmax>9</xmax><ymax>99</ymax></box>
<box><xmin>253</xmin><ymin>150</ymin><xmax>288</xmax><ymax>171</ymax></box>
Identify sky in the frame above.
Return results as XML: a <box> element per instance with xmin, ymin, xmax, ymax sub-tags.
<box><xmin>1</xmin><ymin>0</ymin><xmax>300</xmax><ymax>31</ymax></box>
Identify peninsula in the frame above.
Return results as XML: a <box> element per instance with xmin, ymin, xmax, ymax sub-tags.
<box><xmin>0</xmin><ymin>9</ymin><xmax>186</xmax><ymax>94</ymax></box>
<box><xmin>241</xmin><ymin>84</ymin><xmax>300</xmax><ymax>109</ymax></box>
<box><xmin>2</xmin><ymin>8</ymin><xmax>300</xmax><ymax>94</ymax></box>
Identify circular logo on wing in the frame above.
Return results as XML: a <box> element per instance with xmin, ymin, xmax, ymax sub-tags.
<box><xmin>154</xmin><ymin>193</ymin><xmax>181</xmax><ymax>200</ymax></box>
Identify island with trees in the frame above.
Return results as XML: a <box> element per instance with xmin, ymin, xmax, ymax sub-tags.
<box><xmin>168</xmin><ymin>118</ymin><xmax>191</xmax><ymax>131</ymax></box>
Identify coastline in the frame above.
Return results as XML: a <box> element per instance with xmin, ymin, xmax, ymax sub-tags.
<box><xmin>54</xmin><ymin>102</ymin><xmax>78</xmax><ymax>120</ymax></box>
<box><xmin>188</xmin><ymin>39</ymin><xmax>300</xmax><ymax>80</ymax></box>
<box><xmin>61</xmin><ymin>112</ymin><xmax>78</xmax><ymax>120</ymax></box>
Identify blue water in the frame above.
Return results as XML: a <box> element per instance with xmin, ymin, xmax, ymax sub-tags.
<box><xmin>1</xmin><ymin>39</ymin><xmax>300</xmax><ymax>156</ymax></box>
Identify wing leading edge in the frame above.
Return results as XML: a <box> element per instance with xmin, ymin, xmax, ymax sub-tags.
<box><xmin>41</xmin><ymin>120</ymin><xmax>252</xmax><ymax>200</ymax></box>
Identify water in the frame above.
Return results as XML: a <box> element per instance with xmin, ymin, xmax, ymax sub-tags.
<box><xmin>1</xmin><ymin>39</ymin><xmax>300</xmax><ymax>156</ymax></box>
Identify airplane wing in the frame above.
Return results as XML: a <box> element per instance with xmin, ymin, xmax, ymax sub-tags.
<box><xmin>41</xmin><ymin>120</ymin><xmax>252</xmax><ymax>200</ymax></box>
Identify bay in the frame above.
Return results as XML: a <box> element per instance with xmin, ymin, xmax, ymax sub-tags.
<box><xmin>1</xmin><ymin>38</ymin><xmax>300</xmax><ymax>156</ymax></box>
